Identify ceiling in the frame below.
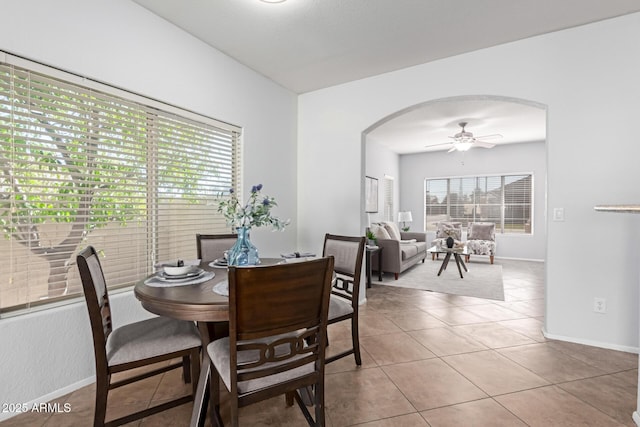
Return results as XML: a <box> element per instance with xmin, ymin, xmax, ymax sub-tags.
<box><xmin>131</xmin><ymin>0</ymin><xmax>639</xmax><ymax>153</ymax></box>
<box><xmin>367</xmin><ymin>97</ymin><xmax>547</xmax><ymax>154</ymax></box>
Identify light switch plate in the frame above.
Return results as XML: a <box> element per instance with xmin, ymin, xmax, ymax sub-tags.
<box><xmin>553</xmin><ymin>208</ymin><xmax>565</xmax><ymax>221</ymax></box>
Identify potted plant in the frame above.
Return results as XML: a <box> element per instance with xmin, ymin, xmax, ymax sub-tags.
<box><xmin>365</xmin><ymin>230</ymin><xmax>377</xmax><ymax>246</ymax></box>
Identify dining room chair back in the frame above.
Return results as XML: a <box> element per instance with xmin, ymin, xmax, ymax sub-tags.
<box><xmin>77</xmin><ymin>246</ymin><xmax>202</xmax><ymax>427</ymax></box>
<box><xmin>321</xmin><ymin>233</ymin><xmax>366</xmax><ymax>365</ymax></box>
<box><xmin>196</xmin><ymin>233</ymin><xmax>237</xmax><ymax>262</ymax></box>
<box><xmin>207</xmin><ymin>256</ymin><xmax>335</xmax><ymax>427</ymax></box>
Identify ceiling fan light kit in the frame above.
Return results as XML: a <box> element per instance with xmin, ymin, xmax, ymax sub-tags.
<box><xmin>426</xmin><ymin>121</ymin><xmax>502</xmax><ymax>153</ymax></box>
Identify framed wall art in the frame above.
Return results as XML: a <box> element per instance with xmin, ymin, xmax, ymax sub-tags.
<box><xmin>365</xmin><ymin>176</ymin><xmax>378</xmax><ymax>213</ymax></box>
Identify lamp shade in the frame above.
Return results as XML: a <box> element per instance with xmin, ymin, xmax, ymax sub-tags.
<box><xmin>398</xmin><ymin>211</ymin><xmax>413</xmax><ymax>222</ymax></box>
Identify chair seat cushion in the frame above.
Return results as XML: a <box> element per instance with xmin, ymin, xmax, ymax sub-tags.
<box><xmin>400</xmin><ymin>241</ymin><xmax>427</xmax><ymax>261</ymax></box>
<box><xmin>329</xmin><ymin>294</ymin><xmax>353</xmax><ymax>320</ymax></box>
<box><xmin>467</xmin><ymin>239</ymin><xmax>497</xmax><ymax>256</ymax></box>
<box><xmin>208</xmin><ymin>335</ymin><xmax>314</xmax><ymax>394</ymax></box>
<box><xmin>106</xmin><ymin>316</ymin><xmax>200</xmax><ymax>367</ymax></box>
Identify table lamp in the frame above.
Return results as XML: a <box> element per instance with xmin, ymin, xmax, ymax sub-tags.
<box><xmin>398</xmin><ymin>211</ymin><xmax>413</xmax><ymax>232</ymax></box>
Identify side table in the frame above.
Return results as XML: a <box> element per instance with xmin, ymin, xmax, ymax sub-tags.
<box><xmin>366</xmin><ymin>246</ymin><xmax>383</xmax><ymax>288</ymax></box>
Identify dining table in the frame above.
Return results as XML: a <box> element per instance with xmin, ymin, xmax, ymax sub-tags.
<box><xmin>134</xmin><ymin>257</ymin><xmax>283</xmax><ymax>427</ymax></box>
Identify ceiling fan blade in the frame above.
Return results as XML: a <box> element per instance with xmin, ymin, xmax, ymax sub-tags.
<box><xmin>474</xmin><ymin>141</ymin><xmax>496</xmax><ymax>149</ymax></box>
<box><xmin>474</xmin><ymin>133</ymin><xmax>503</xmax><ymax>141</ymax></box>
<box><xmin>424</xmin><ymin>142</ymin><xmax>454</xmax><ymax>148</ymax></box>
<box><xmin>447</xmin><ymin>146</ymin><xmax>457</xmax><ymax>153</ymax></box>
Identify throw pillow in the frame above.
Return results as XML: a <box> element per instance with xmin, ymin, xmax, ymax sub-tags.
<box><xmin>468</xmin><ymin>223</ymin><xmax>495</xmax><ymax>240</ymax></box>
<box><xmin>382</xmin><ymin>221</ymin><xmax>401</xmax><ymax>241</ymax></box>
<box><xmin>371</xmin><ymin>223</ymin><xmax>391</xmax><ymax>240</ymax></box>
<box><xmin>436</xmin><ymin>222</ymin><xmax>462</xmax><ymax>240</ymax></box>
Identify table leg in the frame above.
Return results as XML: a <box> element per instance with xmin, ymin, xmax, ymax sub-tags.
<box><xmin>190</xmin><ymin>323</ymin><xmax>211</xmax><ymax>427</ymax></box>
<box><xmin>366</xmin><ymin>250</ymin><xmax>373</xmax><ymax>288</ymax></box>
<box><xmin>438</xmin><ymin>253</ymin><xmax>451</xmax><ymax>276</ymax></box>
<box><xmin>377</xmin><ymin>249</ymin><xmax>383</xmax><ymax>281</ymax></box>
<box><xmin>453</xmin><ymin>254</ymin><xmax>464</xmax><ymax>278</ymax></box>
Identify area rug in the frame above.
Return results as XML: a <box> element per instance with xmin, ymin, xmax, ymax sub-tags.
<box><xmin>374</xmin><ymin>259</ymin><xmax>505</xmax><ymax>301</ymax></box>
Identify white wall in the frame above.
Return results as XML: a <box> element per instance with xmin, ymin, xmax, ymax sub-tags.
<box><xmin>299</xmin><ymin>13</ymin><xmax>640</xmax><ymax>352</ymax></box>
<box><xmin>399</xmin><ymin>141</ymin><xmax>546</xmax><ymax>261</ymax></box>
<box><xmin>0</xmin><ymin>0</ymin><xmax>297</xmax><ymax>415</ymax></box>
<box><xmin>364</xmin><ymin>140</ymin><xmax>399</xmax><ymax>225</ymax></box>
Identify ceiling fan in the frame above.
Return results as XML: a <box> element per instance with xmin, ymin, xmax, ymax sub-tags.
<box><xmin>427</xmin><ymin>121</ymin><xmax>503</xmax><ymax>152</ymax></box>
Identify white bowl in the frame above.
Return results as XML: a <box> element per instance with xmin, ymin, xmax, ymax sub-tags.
<box><xmin>163</xmin><ymin>265</ymin><xmax>194</xmax><ymax>276</ymax></box>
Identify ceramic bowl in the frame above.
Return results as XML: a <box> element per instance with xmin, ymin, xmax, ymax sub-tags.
<box><xmin>163</xmin><ymin>265</ymin><xmax>194</xmax><ymax>276</ymax></box>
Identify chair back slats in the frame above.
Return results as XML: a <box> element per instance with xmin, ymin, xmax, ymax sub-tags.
<box><xmin>323</xmin><ymin>238</ymin><xmax>360</xmax><ymax>275</ymax></box>
<box><xmin>196</xmin><ymin>233</ymin><xmax>237</xmax><ymax>262</ymax></box>
<box><xmin>77</xmin><ymin>246</ymin><xmax>112</xmax><ymax>369</ymax></box>
<box><xmin>322</xmin><ymin>234</ymin><xmax>366</xmax><ymax>307</ymax></box>
<box><xmin>227</xmin><ymin>257</ymin><xmax>334</xmax><ymax>393</ymax></box>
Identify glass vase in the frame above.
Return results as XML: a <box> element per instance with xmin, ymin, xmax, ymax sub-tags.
<box><xmin>228</xmin><ymin>226</ymin><xmax>260</xmax><ymax>266</ymax></box>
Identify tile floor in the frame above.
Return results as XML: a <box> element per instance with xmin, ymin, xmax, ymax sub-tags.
<box><xmin>2</xmin><ymin>259</ymin><xmax>638</xmax><ymax>426</ymax></box>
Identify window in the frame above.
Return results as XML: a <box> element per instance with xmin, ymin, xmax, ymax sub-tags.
<box><xmin>383</xmin><ymin>175</ymin><xmax>394</xmax><ymax>221</ymax></box>
<box><xmin>425</xmin><ymin>174</ymin><xmax>532</xmax><ymax>234</ymax></box>
<box><xmin>0</xmin><ymin>54</ymin><xmax>241</xmax><ymax>314</ymax></box>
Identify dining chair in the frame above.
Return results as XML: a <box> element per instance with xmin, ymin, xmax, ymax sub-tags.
<box><xmin>207</xmin><ymin>257</ymin><xmax>335</xmax><ymax>427</ymax></box>
<box><xmin>77</xmin><ymin>246</ymin><xmax>202</xmax><ymax>427</ymax></box>
<box><xmin>322</xmin><ymin>233</ymin><xmax>366</xmax><ymax>365</ymax></box>
<box><xmin>196</xmin><ymin>233</ymin><xmax>237</xmax><ymax>262</ymax></box>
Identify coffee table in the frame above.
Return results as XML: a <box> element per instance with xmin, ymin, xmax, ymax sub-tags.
<box><xmin>427</xmin><ymin>245</ymin><xmax>469</xmax><ymax>278</ymax></box>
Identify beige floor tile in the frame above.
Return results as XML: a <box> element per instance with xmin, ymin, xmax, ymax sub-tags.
<box><xmin>354</xmin><ymin>413</ymin><xmax>429</xmax><ymax>426</ymax></box>
<box><xmin>409</xmin><ymin>327</ymin><xmax>487</xmax><ymax>356</ymax></box>
<box><xmin>443</xmin><ymin>350</ymin><xmax>549</xmax><ymax>395</ymax></box>
<box><xmin>325</xmin><ymin>367</ymin><xmax>415</xmax><ymax>426</ymax></box>
<box><xmin>421</xmin><ymin>398</ymin><xmax>528</xmax><ymax>427</ymax></box>
<box><xmin>427</xmin><ymin>306</ymin><xmax>491</xmax><ymax>326</ymax></box>
<box><xmin>558</xmin><ymin>374</ymin><xmax>638</xmax><ymax>426</ymax></box>
<box><xmin>383</xmin><ymin>309</ymin><xmax>447</xmax><ymax>331</ymax></box>
<box><xmin>460</xmin><ymin>303</ymin><xmax>528</xmax><ymax>322</ymax></box>
<box><xmin>453</xmin><ymin>322</ymin><xmax>536</xmax><ymax>348</ymax></box>
<box><xmin>358</xmin><ymin>313</ymin><xmax>404</xmax><ymax>336</ymax></box>
<box><xmin>361</xmin><ymin>332</ymin><xmax>436</xmax><ymax>365</ymax></box>
<box><xmin>547</xmin><ymin>340</ymin><xmax>638</xmax><ymax>373</ymax></box>
<box><xmin>497</xmin><ymin>317</ymin><xmax>547</xmax><ymax>342</ymax></box>
<box><xmin>382</xmin><ymin>359</ymin><xmax>487</xmax><ymax>411</ymax></box>
<box><xmin>498</xmin><ymin>343</ymin><xmax>606</xmax><ymax>383</ymax></box>
<box><xmin>324</xmin><ymin>337</ymin><xmax>377</xmax><ymax>373</ymax></box>
<box><xmin>499</xmin><ymin>299</ymin><xmax>545</xmax><ymax>317</ymax></box>
<box><xmin>496</xmin><ymin>385</ymin><xmax>625</xmax><ymax>426</ymax></box>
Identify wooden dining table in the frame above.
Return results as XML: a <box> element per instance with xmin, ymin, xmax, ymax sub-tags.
<box><xmin>133</xmin><ymin>258</ymin><xmax>283</xmax><ymax>427</ymax></box>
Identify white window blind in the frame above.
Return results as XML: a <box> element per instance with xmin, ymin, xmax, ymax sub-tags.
<box><xmin>0</xmin><ymin>56</ymin><xmax>241</xmax><ymax>314</ymax></box>
<box><xmin>383</xmin><ymin>176</ymin><xmax>394</xmax><ymax>221</ymax></box>
<box><xmin>425</xmin><ymin>174</ymin><xmax>532</xmax><ymax>234</ymax></box>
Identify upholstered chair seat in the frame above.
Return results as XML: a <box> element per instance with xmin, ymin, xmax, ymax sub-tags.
<box><xmin>465</xmin><ymin>222</ymin><xmax>497</xmax><ymax>264</ymax></box>
<box><xmin>430</xmin><ymin>221</ymin><xmax>463</xmax><ymax>260</ymax></box>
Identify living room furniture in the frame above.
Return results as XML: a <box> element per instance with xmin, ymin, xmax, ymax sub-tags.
<box><xmin>369</xmin><ymin>221</ymin><xmax>427</xmax><ymax>279</ymax></box>
<box><xmin>77</xmin><ymin>246</ymin><xmax>201</xmax><ymax>427</ymax></box>
<box><xmin>366</xmin><ymin>245</ymin><xmax>383</xmax><ymax>288</ymax></box>
<box><xmin>207</xmin><ymin>257</ymin><xmax>334</xmax><ymax>427</ymax></box>
<box><xmin>427</xmin><ymin>245</ymin><xmax>470</xmax><ymax>278</ymax></box>
<box><xmin>431</xmin><ymin>221</ymin><xmax>463</xmax><ymax>260</ymax></box>
<box><xmin>465</xmin><ymin>222</ymin><xmax>497</xmax><ymax>264</ymax></box>
<box><xmin>322</xmin><ymin>233</ymin><xmax>366</xmax><ymax>365</ymax></box>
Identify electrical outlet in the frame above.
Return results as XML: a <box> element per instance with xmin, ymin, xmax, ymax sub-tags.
<box><xmin>553</xmin><ymin>207</ymin><xmax>565</xmax><ymax>221</ymax></box>
<box><xmin>594</xmin><ymin>297</ymin><xmax>606</xmax><ymax>313</ymax></box>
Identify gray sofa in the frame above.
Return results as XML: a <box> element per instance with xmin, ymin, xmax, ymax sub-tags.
<box><xmin>369</xmin><ymin>221</ymin><xmax>427</xmax><ymax>279</ymax></box>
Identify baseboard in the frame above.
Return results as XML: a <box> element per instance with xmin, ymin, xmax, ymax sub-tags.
<box><xmin>494</xmin><ymin>256</ymin><xmax>545</xmax><ymax>263</ymax></box>
<box><xmin>542</xmin><ymin>329</ymin><xmax>639</xmax><ymax>354</ymax></box>
<box><xmin>0</xmin><ymin>376</ymin><xmax>95</xmax><ymax>422</ymax></box>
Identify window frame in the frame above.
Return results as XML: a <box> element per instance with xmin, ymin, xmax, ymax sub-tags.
<box><xmin>0</xmin><ymin>52</ymin><xmax>242</xmax><ymax>316</ymax></box>
<box><xmin>424</xmin><ymin>173</ymin><xmax>533</xmax><ymax>234</ymax></box>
